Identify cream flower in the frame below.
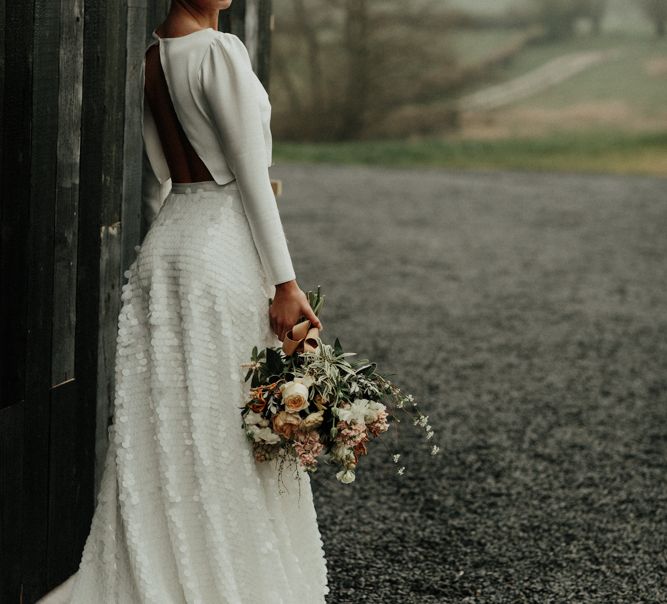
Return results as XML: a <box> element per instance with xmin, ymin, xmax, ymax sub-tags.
<box><xmin>336</xmin><ymin>469</ymin><xmax>356</xmax><ymax>484</ymax></box>
<box><xmin>256</xmin><ymin>427</ymin><xmax>280</xmax><ymax>444</ymax></box>
<box><xmin>280</xmin><ymin>378</ymin><xmax>310</xmax><ymax>413</ymax></box>
<box><xmin>331</xmin><ymin>444</ymin><xmax>352</xmax><ymax>461</ymax></box>
<box><xmin>244</xmin><ymin>410</ymin><xmax>268</xmax><ymax>427</ymax></box>
<box><xmin>272</xmin><ymin>410</ymin><xmax>302</xmax><ymax>439</ymax></box>
<box><xmin>300</xmin><ymin>410</ymin><xmax>324</xmax><ymax>431</ymax></box>
<box><xmin>336</xmin><ymin>399</ymin><xmax>385</xmax><ymax>424</ymax></box>
<box><xmin>247</xmin><ymin>425</ymin><xmax>280</xmax><ymax>445</ymax></box>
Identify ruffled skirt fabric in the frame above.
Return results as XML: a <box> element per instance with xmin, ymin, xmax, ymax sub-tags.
<box><xmin>49</xmin><ymin>181</ymin><xmax>329</xmax><ymax>604</ymax></box>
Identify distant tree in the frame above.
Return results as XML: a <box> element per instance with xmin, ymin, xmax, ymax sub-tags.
<box><xmin>272</xmin><ymin>0</ymin><xmax>462</xmax><ymax>141</ymax></box>
<box><xmin>583</xmin><ymin>0</ymin><xmax>609</xmax><ymax>35</ymax></box>
<box><xmin>531</xmin><ymin>0</ymin><xmax>609</xmax><ymax>39</ymax></box>
<box><xmin>534</xmin><ymin>0</ymin><xmax>581</xmax><ymax>39</ymax></box>
<box><xmin>639</xmin><ymin>0</ymin><xmax>667</xmax><ymax>36</ymax></box>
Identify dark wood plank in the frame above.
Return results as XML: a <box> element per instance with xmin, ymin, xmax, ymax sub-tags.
<box><xmin>52</xmin><ymin>0</ymin><xmax>84</xmax><ymax>387</ymax></box>
<box><xmin>43</xmin><ymin>0</ymin><xmax>85</xmax><ymax>593</ymax></box>
<box><xmin>96</xmin><ymin>221</ymin><xmax>121</xmax><ymax>491</ymax></box>
<box><xmin>21</xmin><ymin>0</ymin><xmax>61</xmax><ymax>598</ymax></box>
<box><xmin>72</xmin><ymin>0</ymin><xmax>106</xmax><ymax>589</ymax></box>
<box><xmin>93</xmin><ymin>0</ymin><xmax>128</xmax><ymax>498</ymax></box>
<box><xmin>146</xmin><ymin>0</ymin><xmax>169</xmax><ymax>40</ymax></box>
<box><xmin>225</xmin><ymin>0</ymin><xmax>246</xmax><ymax>39</ymax></box>
<box><xmin>0</xmin><ymin>0</ymin><xmax>5</xmax><ymax>165</ymax></box>
<box><xmin>46</xmin><ymin>379</ymin><xmax>84</xmax><ymax>587</ymax></box>
<box><xmin>121</xmin><ymin>2</ymin><xmax>148</xmax><ymax>274</ymax></box>
<box><xmin>0</xmin><ymin>404</ymin><xmax>24</xmax><ymax>603</ymax></box>
<box><xmin>1</xmin><ymin>1</ymin><xmax>31</xmax><ymax>601</ymax></box>
<box><xmin>257</xmin><ymin>0</ymin><xmax>273</xmax><ymax>92</ymax></box>
<box><xmin>0</xmin><ymin>0</ymin><xmax>32</xmax><ymax>412</ymax></box>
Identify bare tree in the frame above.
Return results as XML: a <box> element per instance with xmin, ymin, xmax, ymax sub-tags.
<box><xmin>584</xmin><ymin>0</ymin><xmax>609</xmax><ymax>35</ymax></box>
<box><xmin>639</xmin><ymin>0</ymin><xmax>667</xmax><ymax>36</ymax></box>
<box><xmin>529</xmin><ymin>0</ymin><xmax>609</xmax><ymax>39</ymax></box>
<box><xmin>271</xmin><ymin>0</ymin><xmax>461</xmax><ymax>141</ymax></box>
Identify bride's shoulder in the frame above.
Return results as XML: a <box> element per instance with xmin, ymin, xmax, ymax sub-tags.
<box><xmin>200</xmin><ymin>30</ymin><xmax>252</xmax><ymax>70</ymax></box>
<box><xmin>207</xmin><ymin>30</ymin><xmax>247</xmax><ymax>52</ymax></box>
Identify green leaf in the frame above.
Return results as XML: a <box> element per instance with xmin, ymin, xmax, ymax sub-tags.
<box><xmin>356</xmin><ymin>362</ymin><xmax>377</xmax><ymax>376</ymax></box>
<box><xmin>265</xmin><ymin>347</ymin><xmax>284</xmax><ymax>377</ymax></box>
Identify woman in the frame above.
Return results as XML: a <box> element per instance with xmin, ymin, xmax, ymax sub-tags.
<box><xmin>37</xmin><ymin>1</ymin><xmax>330</xmax><ymax>602</ymax></box>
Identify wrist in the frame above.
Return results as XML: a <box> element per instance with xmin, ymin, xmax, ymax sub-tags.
<box><xmin>275</xmin><ymin>279</ymin><xmax>298</xmax><ymax>292</ymax></box>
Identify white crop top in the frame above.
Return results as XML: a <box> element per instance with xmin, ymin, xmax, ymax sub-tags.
<box><xmin>140</xmin><ymin>28</ymin><xmax>296</xmax><ymax>285</ymax></box>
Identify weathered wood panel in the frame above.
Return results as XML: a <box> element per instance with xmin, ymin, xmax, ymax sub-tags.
<box><xmin>0</xmin><ymin>0</ymin><xmax>32</xmax><ymax>412</ymax></box>
<box><xmin>51</xmin><ymin>0</ymin><xmax>84</xmax><ymax>387</ymax></box>
<box><xmin>257</xmin><ymin>0</ymin><xmax>273</xmax><ymax>91</ymax></box>
<box><xmin>0</xmin><ymin>0</ymin><xmax>32</xmax><ymax>600</ymax></box>
<box><xmin>0</xmin><ymin>0</ymin><xmax>5</xmax><ymax>185</ymax></box>
<box><xmin>122</xmin><ymin>0</ymin><xmax>149</xmax><ymax>272</ymax></box>
<box><xmin>21</xmin><ymin>0</ymin><xmax>62</xmax><ymax>598</ymax></box>
<box><xmin>69</xmin><ymin>0</ymin><xmax>108</xmax><ymax>599</ymax></box>
<box><xmin>146</xmin><ymin>0</ymin><xmax>169</xmax><ymax>40</ymax></box>
<box><xmin>92</xmin><ymin>0</ymin><xmax>128</xmax><ymax>498</ymax></box>
<box><xmin>0</xmin><ymin>404</ymin><xmax>23</xmax><ymax>603</ymax></box>
<box><xmin>225</xmin><ymin>0</ymin><xmax>247</xmax><ymax>39</ymax></box>
<box><xmin>46</xmin><ymin>379</ymin><xmax>84</xmax><ymax>587</ymax></box>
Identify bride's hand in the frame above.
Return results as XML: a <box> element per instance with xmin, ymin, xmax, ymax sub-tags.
<box><xmin>269</xmin><ymin>280</ymin><xmax>323</xmax><ymax>342</ymax></box>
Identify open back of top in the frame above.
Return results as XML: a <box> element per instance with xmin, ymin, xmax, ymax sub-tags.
<box><xmin>144</xmin><ymin>41</ymin><xmax>214</xmax><ymax>184</ymax></box>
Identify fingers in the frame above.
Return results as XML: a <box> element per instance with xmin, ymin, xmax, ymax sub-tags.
<box><xmin>304</xmin><ymin>304</ymin><xmax>323</xmax><ymax>330</ymax></box>
<box><xmin>268</xmin><ymin>297</ymin><xmax>324</xmax><ymax>342</ymax></box>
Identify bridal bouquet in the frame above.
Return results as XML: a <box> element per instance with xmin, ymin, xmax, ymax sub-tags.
<box><xmin>240</xmin><ymin>286</ymin><xmax>439</xmax><ymax>485</ymax></box>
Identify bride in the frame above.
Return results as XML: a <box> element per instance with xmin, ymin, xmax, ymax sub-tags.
<box><xmin>37</xmin><ymin>1</ymin><xmax>329</xmax><ymax>602</ymax></box>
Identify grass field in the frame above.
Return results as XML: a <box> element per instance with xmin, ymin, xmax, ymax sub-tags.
<box><xmin>272</xmin><ymin>2</ymin><xmax>666</xmax><ymax>175</ymax></box>
<box><xmin>494</xmin><ymin>34</ymin><xmax>667</xmax><ymax>113</ymax></box>
<box><xmin>450</xmin><ymin>17</ymin><xmax>667</xmax><ymax>141</ymax></box>
<box><xmin>447</xmin><ymin>0</ymin><xmax>652</xmax><ymax>33</ymax></box>
<box><xmin>273</xmin><ymin>132</ymin><xmax>667</xmax><ymax>177</ymax></box>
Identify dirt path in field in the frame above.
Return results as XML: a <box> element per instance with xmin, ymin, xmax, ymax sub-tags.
<box><xmin>459</xmin><ymin>48</ymin><xmax>623</xmax><ymax>111</ymax></box>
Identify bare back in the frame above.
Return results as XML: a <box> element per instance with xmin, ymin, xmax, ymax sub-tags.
<box><xmin>144</xmin><ymin>43</ymin><xmax>214</xmax><ymax>184</ymax></box>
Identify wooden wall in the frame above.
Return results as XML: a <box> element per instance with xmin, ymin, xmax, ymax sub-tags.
<box><xmin>0</xmin><ymin>0</ymin><xmax>272</xmax><ymax>601</ymax></box>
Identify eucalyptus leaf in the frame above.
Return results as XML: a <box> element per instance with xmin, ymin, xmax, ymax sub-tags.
<box><xmin>266</xmin><ymin>347</ymin><xmax>284</xmax><ymax>377</ymax></box>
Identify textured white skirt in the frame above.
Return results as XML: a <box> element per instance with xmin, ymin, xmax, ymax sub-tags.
<box><xmin>40</xmin><ymin>180</ymin><xmax>329</xmax><ymax>604</ymax></box>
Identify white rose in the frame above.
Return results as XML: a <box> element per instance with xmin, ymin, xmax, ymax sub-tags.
<box><xmin>253</xmin><ymin>427</ymin><xmax>281</xmax><ymax>445</ymax></box>
<box><xmin>336</xmin><ymin>399</ymin><xmax>376</xmax><ymax>424</ymax></box>
<box><xmin>244</xmin><ymin>410</ymin><xmax>265</xmax><ymax>425</ymax></box>
<box><xmin>336</xmin><ymin>469</ymin><xmax>356</xmax><ymax>484</ymax></box>
<box><xmin>280</xmin><ymin>379</ymin><xmax>310</xmax><ymax>413</ymax></box>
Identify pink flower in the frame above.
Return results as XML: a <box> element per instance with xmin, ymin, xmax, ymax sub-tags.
<box><xmin>294</xmin><ymin>431</ymin><xmax>324</xmax><ymax>470</ymax></box>
<box><xmin>368</xmin><ymin>408</ymin><xmax>389</xmax><ymax>436</ymax></box>
<box><xmin>337</xmin><ymin>420</ymin><xmax>368</xmax><ymax>447</ymax></box>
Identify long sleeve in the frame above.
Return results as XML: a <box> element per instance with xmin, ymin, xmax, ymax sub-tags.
<box><xmin>198</xmin><ymin>34</ymin><xmax>296</xmax><ymax>286</ymax></box>
<box><xmin>140</xmin><ymin>144</ymin><xmax>171</xmax><ymax>241</ymax></box>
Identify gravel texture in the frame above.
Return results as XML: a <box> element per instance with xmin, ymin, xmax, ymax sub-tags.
<box><xmin>270</xmin><ymin>162</ymin><xmax>667</xmax><ymax>604</ymax></box>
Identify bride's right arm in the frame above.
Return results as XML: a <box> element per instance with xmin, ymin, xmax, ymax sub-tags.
<box><xmin>197</xmin><ymin>33</ymin><xmax>296</xmax><ymax>287</ymax></box>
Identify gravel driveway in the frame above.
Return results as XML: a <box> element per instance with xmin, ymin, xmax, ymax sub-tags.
<box><xmin>270</xmin><ymin>162</ymin><xmax>667</xmax><ymax>604</ymax></box>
